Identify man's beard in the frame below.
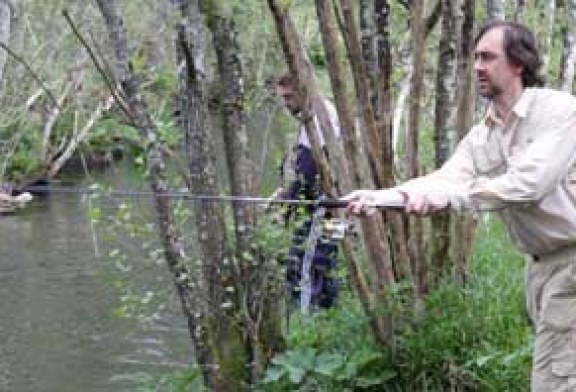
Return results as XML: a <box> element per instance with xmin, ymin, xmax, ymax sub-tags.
<box><xmin>477</xmin><ymin>79</ymin><xmax>503</xmax><ymax>99</ymax></box>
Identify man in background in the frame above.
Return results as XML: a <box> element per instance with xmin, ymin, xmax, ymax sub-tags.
<box><xmin>272</xmin><ymin>74</ymin><xmax>340</xmax><ymax>309</ymax></box>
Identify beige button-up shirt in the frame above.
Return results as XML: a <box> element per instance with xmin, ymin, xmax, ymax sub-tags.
<box><xmin>399</xmin><ymin>88</ymin><xmax>576</xmax><ymax>255</ymax></box>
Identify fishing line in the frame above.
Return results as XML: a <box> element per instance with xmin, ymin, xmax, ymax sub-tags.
<box><xmin>20</xmin><ymin>184</ymin><xmax>353</xmax><ymax>208</ymax></box>
<box><xmin>19</xmin><ymin>184</ymin><xmax>406</xmax><ymax>210</ymax></box>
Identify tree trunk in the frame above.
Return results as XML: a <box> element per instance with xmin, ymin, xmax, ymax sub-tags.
<box><xmin>514</xmin><ymin>0</ymin><xmax>526</xmax><ymax>22</ymax></box>
<box><xmin>539</xmin><ymin>0</ymin><xmax>556</xmax><ymax>78</ymax></box>
<box><xmin>406</xmin><ymin>0</ymin><xmax>428</xmax><ymax>310</ymax></box>
<box><xmin>373</xmin><ymin>0</ymin><xmax>412</xmax><ymax>284</ymax></box>
<box><xmin>360</xmin><ymin>0</ymin><xmax>377</xmax><ymax>107</ymax></box>
<box><xmin>0</xmin><ymin>0</ymin><xmax>11</xmax><ymax>83</ymax></box>
<box><xmin>202</xmin><ymin>0</ymin><xmax>284</xmax><ymax>382</ymax></box>
<box><xmin>406</xmin><ymin>0</ymin><xmax>426</xmax><ymax>181</ymax></box>
<box><xmin>374</xmin><ymin>0</ymin><xmax>394</xmax><ymax>182</ymax></box>
<box><xmin>174</xmin><ymin>0</ymin><xmax>254</xmax><ymax>389</ymax></box>
<box><xmin>315</xmin><ymin>0</ymin><xmax>361</xmax><ymax>189</ymax></box>
<box><xmin>486</xmin><ymin>0</ymin><xmax>506</xmax><ymax>20</ymax></box>
<box><xmin>172</xmin><ymin>2</ymin><xmax>225</xmax><ymax>387</ymax></box>
<box><xmin>431</xmin><ymin>0</ymin><xmax>458</xmax><ymax>282</ymax></box>
<box><xmin>561</xmin><ymin>0</ymin><xmax>576</xmax><ymax>92</ymax></box>
<box><xmin>337</xmin><ymin>0</ymin><xmax>387</xmax><ymax>188</ymax></box>
<box><xmin>452</xmin><ymin>0</ymin><xmax>477</xmax><ymax>286</ymax></box>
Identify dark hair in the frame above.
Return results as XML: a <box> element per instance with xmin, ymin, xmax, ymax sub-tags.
<box><xmin>475</xmin><ymin>21</ymin><xmax>544</xmax><ymax>87</ymax></box>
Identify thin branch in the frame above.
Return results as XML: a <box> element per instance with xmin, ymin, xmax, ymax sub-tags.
<box><xmin>394</xmin><ymin>0</ymin><xmax>440</xmax><ymax>36</ymax></box>
<box><xmin>61</xmin><ymin>9</ymin><xmax>134</xmax><ymax>124</ymax></box>
<box><xmin>88</xmin><ymin>29</ymin><xmax>118</xmax><ymax>90</ymax></box>
<box><xmin>0</xmin><ymin>42</ymin><xmax>58</xmax><ymax>106</ymax></box>
<box><xmin>48</xmin><ymin>95</ymin><xmax>115</xmax><ymax>178</ymax></box>
<box><xmin>425</xmin><ymin>0</ymin><xmax>441</xmax><ymax>36</ymax></box>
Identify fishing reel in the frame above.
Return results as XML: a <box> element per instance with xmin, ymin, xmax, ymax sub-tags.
<box><xmin>321</xmin><ymin>218</ymin><xmax>355</xmax><ymax>241</ymax></box>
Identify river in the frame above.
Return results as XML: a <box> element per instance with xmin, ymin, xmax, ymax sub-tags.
<box><xmin>0</xmin><ymin>165</ymin><xmax>193</xmax><ymax>391</ymax></box>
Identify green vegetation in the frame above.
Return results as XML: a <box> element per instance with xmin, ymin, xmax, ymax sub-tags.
<box><xmin>257</xmin><ymin>215</ymin><xmax>531</xmax><ymax>391</ymax></box>
<box><xmin>127</xmin><ymin>215</ymin><xmax>531</xmax><ymax>391</ymax></box>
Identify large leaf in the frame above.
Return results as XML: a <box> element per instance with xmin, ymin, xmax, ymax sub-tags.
<box><xmin>313</xmin><ymin>352</ymin><xmax>346</xmax><ymax>376</ymax></box>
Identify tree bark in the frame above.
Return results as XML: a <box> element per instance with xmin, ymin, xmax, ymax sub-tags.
<box><xmin>315</xmin><ymin>0</ymin><xmax>361</xmax><ymax>189</ymax></box>
<box><xmin>539</xmin><ymin>0</ymin><xmax>556</xmax><ymax>78</ymax></box>
<box><xmin>374</xmin><ymin>0</ymin><xmax>394</xmax><ymax>182</ymax></box>
<box><xmin>406</xmin><ymin>0</ymin><xmax>426</xmax><ymax>181</ymax></box>
<box><xmin>452</xmin><ymin>0</ymin><xmax>477</xmax><ymax>286</ymax></box>
<box><xmin>360</xmin><ymin>0</ymin><xmax>376</xmax><ymax>105</ymax></box>
<box><xmin>431</xmin><ymin>0</ymin><xmax>458</xmax><ymax>281</ymax></box>
<box><xmin>337</xmin><ymin>0</ymin><xmax>387</xmax><ymax>188</ymax></box>
<box><xmin>406</xmin><ymin>0</ymin><xmax>428</xmax><ymax>307</ymax></box>
<box><xmin>174</xmin><ymin>0</ymin><xmax>255</xmax><ymax>389</ymax></box>
<box><xmin>486</xmin><ymin>0</ymin><xmax>506</xmax><ymax>20</ymax></box>
<box><xmin>514</xmin><ymin>0</ymin><xmax>526</xmax><ymax>21</ymax></box>
<box><xmin>561</xmin><ymin>0</ymin><xmax>576</xmax><ymax>92</ymax></box>
<box><xmin>0</xmin><ymin>0</ymin><xmax>11</xmax><ymax>83</ymax></box>
<box><xmin>201</xmin><ymin>0</ymin><xmax>284</xmax><ymax>382</ymax></box>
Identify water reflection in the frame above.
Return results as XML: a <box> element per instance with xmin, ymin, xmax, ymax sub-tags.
<box><xmin>0</xmin><ymin>170</ymin><xmax>193</xmax><ymax>391</ymax></box>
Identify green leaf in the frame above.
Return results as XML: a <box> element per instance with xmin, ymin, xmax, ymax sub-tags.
<box><xmin>262</xmin><ymin>367</ymin><xmax>286</xmax><ymax>383</ymax></box>
<box><xmin>134</xmin><ymin>155</ymin><xmax>144</xmax><ymax>166</ymax></box>
<box><xmin>287</xmin><ymin>367</ymin><xmax>305</xmax><ymax>384</ymax></box>
<box><xmin>350</xmin><ymin>349</ymin><xmax>383</xmax><ymax>371</ymax></box>
<box><xmin>356</xmin><ymin>376</ymin><xmax>384</xmax><ymax>388</ymax></box>
<box><xmin>313</xmin><ymin>353</ymin><xmax>345</xmax><ymax>376</ymax></box>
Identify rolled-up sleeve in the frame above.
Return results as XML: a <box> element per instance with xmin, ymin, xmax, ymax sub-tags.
<box><xmin>467</xmin><ymin>109</ymin><xmax>576</xmax><ymax>210</ymax></box>
<box><xmin>397</xmin><ymin>91</ymin><xmax>576</xmax><ymax>214</ymax></box>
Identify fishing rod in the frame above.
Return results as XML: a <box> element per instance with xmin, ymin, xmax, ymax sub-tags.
<box><xmin>18</xmin><ymin>184</ymin><xmax>406</xmax><ymax>209</ymax></box>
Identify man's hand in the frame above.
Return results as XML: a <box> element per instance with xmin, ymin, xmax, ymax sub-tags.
<box><xmin>341</xmin><ymin>189</ymin><xmax>404</xmax><ymax>216</ymax></box>
<box><xmin>341</xmin><ymin>188</ymin><xmax>449</xmax><ymax>216</ymax></box>
<box><xmin>402</xmin><ymin>190</ymin><xmax>449</xmax><ymax>215</ymax></box>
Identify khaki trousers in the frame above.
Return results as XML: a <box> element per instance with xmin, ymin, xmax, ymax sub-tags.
<box><xmin>525</xmin><ymin>245</ymin><xmax>576</xmax><ymax>392</ymax></box>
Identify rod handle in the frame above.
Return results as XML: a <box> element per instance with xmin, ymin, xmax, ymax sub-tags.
<box><xmin>317</xmin><ymin>199</ymin><xmax>350</xmax><ymax>209</ymax></box>
<box><xmin>318</xmin><ymin>199</ymin><xmax>406</xmax><ymax>210</ymax></box>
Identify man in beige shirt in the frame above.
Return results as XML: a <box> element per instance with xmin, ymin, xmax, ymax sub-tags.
<box><xmin>345</xmin><ymin>21</ymin><xmax>576</xmax><ymax>391</ymax></box>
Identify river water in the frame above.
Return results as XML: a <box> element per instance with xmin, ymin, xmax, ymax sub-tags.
<box><xmin>0</xmin><ymin>166</ymin><xmax>193</xmax><ymax>391</ymax></box>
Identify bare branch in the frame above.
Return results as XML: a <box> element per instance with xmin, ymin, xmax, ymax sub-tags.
<box><xmin>48</xmin><ymin>96</ymin><xmax>115</xmax><ymax>178</ymax></box>
<box><xmin>0</xmin><ymin>41</ymin><xmax>58</xmax><ymax>106</ymax></box>
<box><xmin>62</xmin><ymin>9</ymin><xmax>134</xmax><ymax>124</ymax></box>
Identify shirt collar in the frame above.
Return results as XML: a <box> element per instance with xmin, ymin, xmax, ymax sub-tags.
<box><xmin>482</xmin><ymin>88</ymin><xmax>534</xmax><ymax>128</ymax></box>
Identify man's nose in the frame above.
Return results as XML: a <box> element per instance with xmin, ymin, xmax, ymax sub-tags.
<box><xmin>474</xmin><ymin>58</ymin><xmax>485</xmax><ymax>72</ymax></box>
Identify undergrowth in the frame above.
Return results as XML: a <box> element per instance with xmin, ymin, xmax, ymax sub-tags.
<box><xmin>260</xmin><ymin>215</ymin><xmax>532</xmax><ymax>391</ymax></box>
<box><xmin>142</xmin><ymin>216</ymin><xmax>532</xmax><ymax>391</ymax></box>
